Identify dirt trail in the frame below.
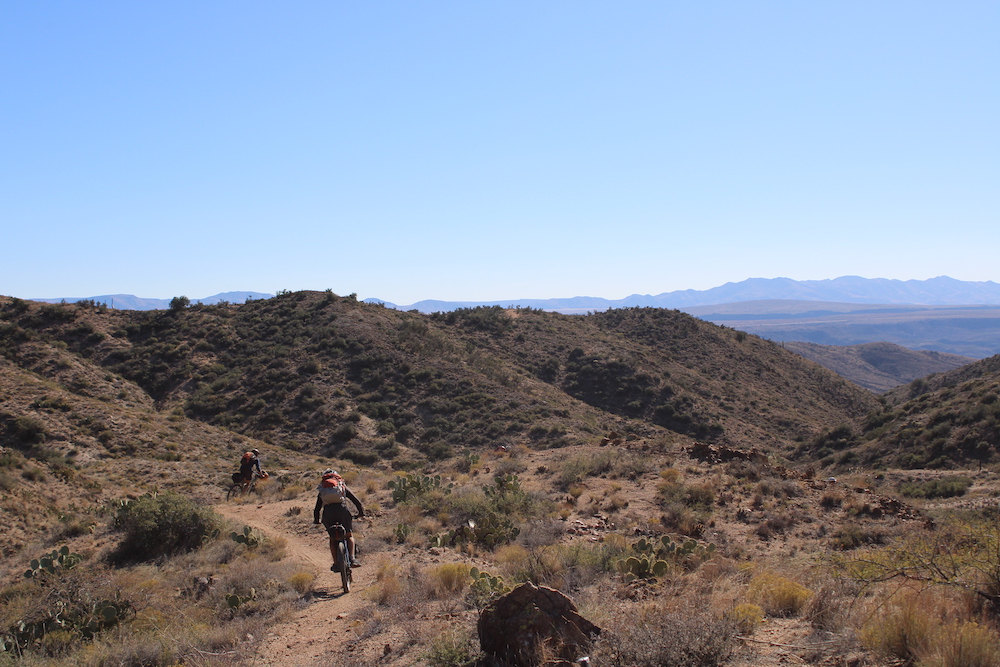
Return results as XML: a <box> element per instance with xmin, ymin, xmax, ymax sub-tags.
<box><xmin>217</xmin><ymin>497</ymin><xmax>376</xmax><ymax>666</ymax></box>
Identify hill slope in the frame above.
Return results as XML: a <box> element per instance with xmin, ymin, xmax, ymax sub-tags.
<box><xmin>1</xmin><ymin>293</ymin><xmax>880</xmax><ymax>468</ymax></box>
<box><xmin>782</xmin><ymin>341</ymin><xmax>974</xmax><ymax>393</ymax></box>
<box><xmin>6</xmin><ymin>292</ymin><xmax>1000</xmax><ymax>665</ymax></box>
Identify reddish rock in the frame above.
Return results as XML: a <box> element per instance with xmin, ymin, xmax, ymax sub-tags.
<box><xmin>478</xmin><ymin>582</ymin><xmax>600</xmax><ymax>667</ymax></box>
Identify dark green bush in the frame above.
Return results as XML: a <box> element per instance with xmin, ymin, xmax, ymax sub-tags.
<box><xmin>14</xmin><ymin>415</ymin><xmax>48</xmax><ymax>444</ymax></box>
<box><xmin>110</xmin><ymin>492</ymin><xmax>219</xmax><ymax>564</ymax></box>
<box><xmin>898</xmin><ymin>476</ymin><xmax>972</xmax><ymax>499</ymax></box>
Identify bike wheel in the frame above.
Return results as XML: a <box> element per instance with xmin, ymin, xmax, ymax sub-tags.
<box><xmin>337</xmin><ymin>542</ymin><xmax>351</xmax><ymax>594</ymax></box>
<box><xmin>226</xmin><ymin>483</ymin><xmax>241</xmax><ymax>502</ymax></box>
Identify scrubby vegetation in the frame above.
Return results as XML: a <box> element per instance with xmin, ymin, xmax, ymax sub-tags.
<box><xmin>0</xmin><ymin>494</ymin><xmax>299</xmax><ymax>664</ymax></box>
<box><xmin>3</xmin><ymin>292</ymin><xmax>1000</xmax><ymax>665</ymax></box>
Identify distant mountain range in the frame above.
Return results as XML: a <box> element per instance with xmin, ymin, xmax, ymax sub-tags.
<box><xmin>27</xmin><ymin>276</ymin><xmax>999</xmax><ymax>314</ymax></box>
<box><xmin>30</xmin><ymin>292</ymin><xmax>274</xmax><ymax>310</ymax></box>
<box><xmin>372</xmin><ymin>276</ymin><xmax>1000</xmax><ymax>313</ymax></box>
<box><xmin>21</xmin><ymin>277</ymin><xmax>1000</xmax><ymax>358</ymax></box>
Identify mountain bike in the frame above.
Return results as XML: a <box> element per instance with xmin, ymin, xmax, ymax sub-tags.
<box><xmin>227</xmin><ymin>470</ymin><xmax>266</xmax><ymax>501</ymax></box>
<box><xmin>327</xmin><ymin>519</ymin><xmax>357</xmax><ymax>594</ymax></box>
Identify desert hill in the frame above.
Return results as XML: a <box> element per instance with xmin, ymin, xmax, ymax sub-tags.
<box><xmin>1</xmin><ymin>292</ymin><xmax>879</xmax><ymax>465</ymax></box>
<box><xmin>781</xmin><ymin>341</ymin><xmax>974</xmax><ymax>393</ymax></box>
<box><xmin>856</xmin><ymin>354</ymin><xmax>1000</xmax><ymax>469</ymax></box>
<box><xmin>6</xmin><ymin>292</ymin><xmax>1000</xmax><ymax>665</ymax></box>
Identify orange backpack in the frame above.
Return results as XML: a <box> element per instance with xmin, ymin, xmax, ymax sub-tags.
<box><xmin>319</xmin><ymin>473</ymin><xmax>346</xmax><ymax>505</ymax></box>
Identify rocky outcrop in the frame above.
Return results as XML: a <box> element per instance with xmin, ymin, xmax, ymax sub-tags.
<box><xmin>477</xmin><ymin>582</ymin><xmax>600</xmax><ymax>667</ymax></box>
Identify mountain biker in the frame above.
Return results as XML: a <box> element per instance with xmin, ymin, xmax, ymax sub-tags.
<box><xmin>239</xmin><ymin>448</ymin><xmax>263</xmax><ymax>482</ymax></box>
<box><xmin>313</xmin><ymin>469</ymin><xmax>365</xmax><ymax>569</ymax></box>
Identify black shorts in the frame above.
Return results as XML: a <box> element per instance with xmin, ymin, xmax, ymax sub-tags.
<box><xmin>321</xmin><ymin>503</ymin><xmax>353</xmax><ymax>535</ymax></box>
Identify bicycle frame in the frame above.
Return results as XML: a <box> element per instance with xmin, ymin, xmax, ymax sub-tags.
<box><xmin>227</xmin><ymin>470</ymin><xmax>262</xmax><ymax>501</ymax></box>
<box><xmin>328</xmin><ymin>522</ymin><xmax>352</xmax><ymax>593</ymax></box>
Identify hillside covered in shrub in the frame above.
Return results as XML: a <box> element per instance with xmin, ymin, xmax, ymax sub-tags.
<box><xmin>0</xmin><ymin>291</ymin><xmax>879</xmax><ymax>466</ymax></box>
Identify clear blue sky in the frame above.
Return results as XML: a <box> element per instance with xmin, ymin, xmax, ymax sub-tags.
<box><xmin>2</xmin><ymin>2</ymin><xmax>997</xmax><ymax>305</ymax></box>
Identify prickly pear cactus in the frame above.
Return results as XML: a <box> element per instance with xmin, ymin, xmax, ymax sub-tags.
<box><xmin>484</xmin><ymin>473</ymin><xmax>521</xmax><ymax>497</ymax></box>
<box><xmin>618</xmin><ymin>534</ymin><xmax>717</xmax><ymax>580</ymax></box>
<box><xmin>616</xmin><ymin>555</ymin><xmax>670</xmax><ymax>582</ymax></box>
<box><xmin>23</xmin><ymin>546</ymin><xmax>83</xmax><ymax>579</ymax></box>
<box><xmin>388</xmin><ymin>473</ymin><xmax>453</xmax><ymax>503</ymax></box>
<box><xmin>430</xmin><ymin>513</ymin><xmax>519</xmax><ymax>550</ymax></box>
<box><xmin>467</xmin><ymin>567</ymin><xmax>510</xmax><ymax>610</ymax></box>
<box><xmin>230</xmin><ymin>525</ymin><xmax>261</xmax><ymax>547</ymax></box>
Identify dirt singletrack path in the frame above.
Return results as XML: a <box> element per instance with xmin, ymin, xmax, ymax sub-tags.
<box><xmin>216</xmin><ymin>496</ymin><xmax>377</xmax><ymax>666</ymax></box>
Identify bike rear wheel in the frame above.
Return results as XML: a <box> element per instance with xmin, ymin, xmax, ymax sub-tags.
<box><xmin>226</xmin><ymin>483</ymin><xmax>243</xmax><ymax>502</ymax></box>
<box><xmin>337</xmin><ymin>542</ymin><xmax>351</xmax><ymax>594</ymax></box>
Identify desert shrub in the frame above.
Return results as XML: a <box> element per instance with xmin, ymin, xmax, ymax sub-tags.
<box><xmin>830</xmin><ymin>522</ymin><xmax>886</xmax><ymax>550</ymax></box>
<box><xmin>13</xmin><ymin>415</ymin><xmax>47</xmax><ymax>444</ymax></box>
<box><xmin>545</xmin><ymin>539</ymin><xmax>628</xmax><ymax>589</ymax></box>
<box><xmin>755</xmin><ymin>477</ymin><xmax>802</xmax><ymax>499</ymax></box>
<box><xmin>288</xmin><ymin>571</ymin><xmax>315</xmax><ymax>596</ymax></box>
<box><xmin>754</xmin><ymin>511</ymin><xmax>798</xmax><ymax>540</ymax></box>
<box><xmin>919</xmin><ymin>620</ymin><xmax>1000</xmax><ymax>667</ymax></box>
<box><xmin>592</xmin><ymin>602</ymin><xmax>739</xmax><ymax>667</ymax></box>
<box><xmin>658</xmin><ymin>479</ymin><xmax>714</xmax><ymax>537</ymax></box>
<box><xmin>658</xmin><ymin>479</ymin><xmax>715</xmax><ymax>511</ymax></box>
<box><xmin>802</xmin><ymin>577</ymin><xmax>859</xmax><ymax>632</ymax></box>
<box><xmin>612</xmin><ymin>452</ymin><xmax>651</xmax><ymax>480</ymax></box>
<box><xmin>330</xmin><ymin>423</ymin><xmax>358</xmax><ymax>443</ymax></box>
<box><xmin>898</xmin><ymin>476</ymin><xmax>972</xmax><ymax>499</ymax></box>
<box><xmin>423</xmin><ymin>626</ymin><xmax>481</xmax><ymax>667</ymax></box>
<box><xmin>728</xmin><ymin>603</ymin><xmax>764</xmax><ymax>634</ymax></box>
<box><xmin>110</xmin><ymin>492</ymin><xmax>220</xmax><ymax>564</ymax></box>
<box><xmin>843</xmin><ymin>515</ymin><xmax>1000</xmax><ymax>616</ymax></box>
<box><xmin>861</xmin><ymin>588</ymin><xmax>936</xmax><ymax>663</ymax></box>
<box><xmin>724</xmin><ymin>460</ymin><xmax>763</xmax><ymax>481</ymax></box>
<box><xmin>426</xmin><ymin>562</ymin><xmax>472</xmax><ymax>598</ymax></box>
<box><xmin>819</xmin><ymin>490</ymin><xmax>843</xmax><ymax>508</ymax></box>
<box><xmin>746</xmin><ymin>571</ymin><xmax>812</xmax><ymax>617</ymax></box>
<box><xmin>493</xmin><ymin>456</ymin><xmax>526</xmax><ymax>476</ymax></box>
<box><xmin>661</xmin><ymin>504</ymin><xmax>707</xmax><ymax>537</ymax></box>
<box><xmin>557</xmin><ymin>452</ymin><xmax>615</xmax><ymax>489</ymax></box>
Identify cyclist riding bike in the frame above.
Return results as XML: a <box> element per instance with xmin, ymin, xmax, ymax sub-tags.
<box><xmin>239</xmin><ymin>448</ymin><xmax>263</xmax><ymax>483</ymax></box>
<box><xmin>313</xmin><ymin>469</ymin><xmax>364</xmax><ymax>569</ymax></box>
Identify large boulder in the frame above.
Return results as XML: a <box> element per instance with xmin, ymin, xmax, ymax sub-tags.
<box><xmin>477</xmin><ymin>582</ymin><xmax>600</xmax><ymax>667</ymax></box>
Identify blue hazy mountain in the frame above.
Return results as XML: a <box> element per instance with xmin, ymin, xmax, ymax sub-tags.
<box><xmin>31</xmin><ymin>292</ymin><xmax>274</xmax><ymax>310</ymax></box>
<box><xmin>370</xmin><ymin>276</ymin><xmax>1000</xmax><ymax>314</ymax></box>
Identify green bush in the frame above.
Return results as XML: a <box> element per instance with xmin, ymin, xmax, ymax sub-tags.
<box><xmin>13</xmin><ymin>416</ymin><xmax>48</xmax><ymax>444</ymax></box>
<box><xmin>898</xmin><ymin>476</ymin><xmax>972</xmax><ymax>499</ymax></box>
<box><xmin>110</xmin><ymin>492</ymin><xmax>220</xmax><ymax>563</ymax></box>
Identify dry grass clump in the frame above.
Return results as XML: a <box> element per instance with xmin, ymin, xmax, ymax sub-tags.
<box><xmin>422</xmin><ymin>625</ymin><xmax>481</xmax><ymax>667</ymax></box>
<box><xmin>656</xmin><ymin>473</ymin><xmax>716</xmax><ymax>540</ymax></box>
<box><xmin>368</xmin><ymin>557</ymin><xmax>428</xmax><ymax>609</ymax></box>
<box><xmin>369</xmin><ymin>557</ymin><xmax>405</xmax><ymax>606</ymax></box>
<box><xmin>425</xmin><ymin>562</ymin><xmax>472</xmax><ymax>598</ymax></box>
<box><xmin>860</xmin><ymin>586</ymin><xmax>1000</xmax><ymax>666</ymax></box>
<box><xmin>919</xmin><ymin>620</ymin><xmax>1000</xmax><ymax>667</ymax></box>
<box><xmin>592</xmin><ymin>600</ymin><xmax>741</xmax><ymax>667</ymax></box>
<box><xmin>800</xmin><ymin>575</ymin><xmax>859</xmax><ymax>633</ymax></box>
<box><xmin>729</xmin><ymin>603</ymin><xmax>764</xmax><ymax>634</ymax></box>
<box><xmin>745</xmin><ymin>570</ymin><xmax>813</xmax><ymax>617</ymax></box>
<box><xmin>288</xmin><ymin>570</ymin><xmax>316</xmax><ymax>596</ymax></box>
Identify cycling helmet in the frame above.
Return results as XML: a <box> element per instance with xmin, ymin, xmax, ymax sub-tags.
<box><xmin>251</xmin><ymin>448</ymin><xmax>259</xmax><ymax>455</ymax></box>
<box><xmin>323</xmin><ymin>469</ymin><xmax>336</xmax><ymax>476</ymax></box>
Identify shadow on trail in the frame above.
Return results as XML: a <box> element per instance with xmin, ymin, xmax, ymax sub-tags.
<box><xmin>308</xmin><ymin>588</ymin><xmax>349</xmax><ymax>601</ymax></box>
